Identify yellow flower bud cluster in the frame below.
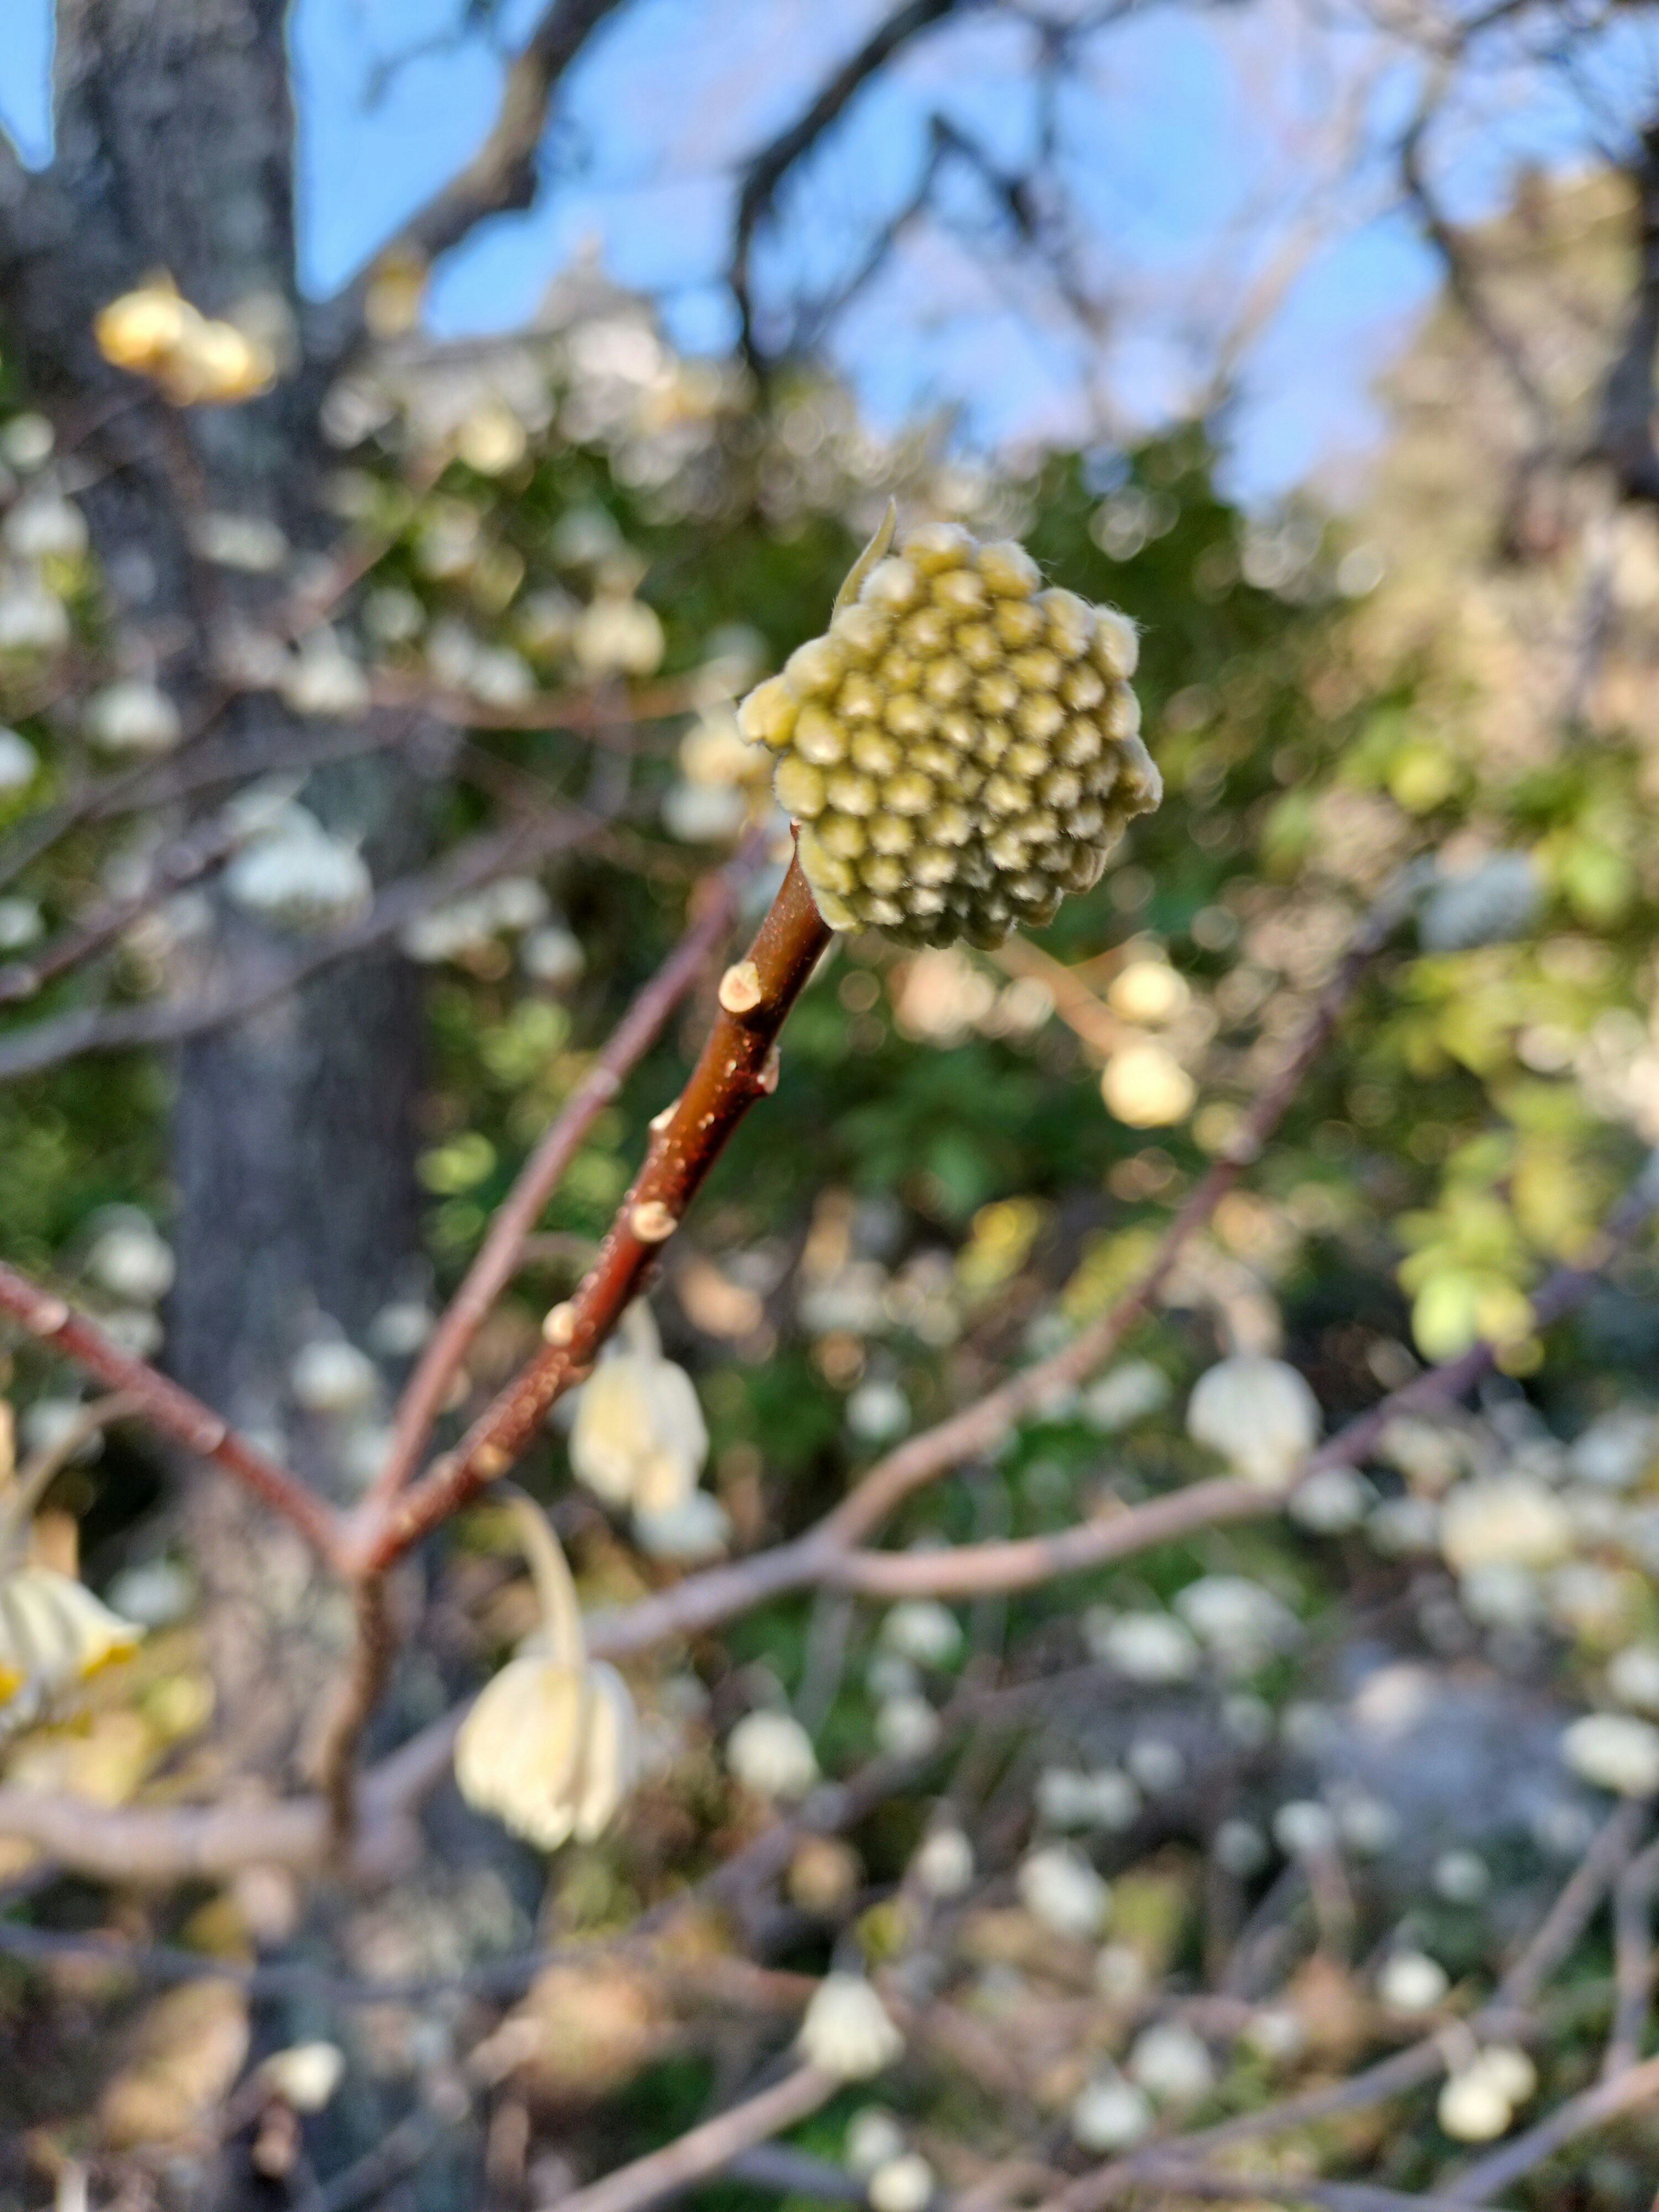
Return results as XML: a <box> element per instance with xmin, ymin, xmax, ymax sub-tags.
<box><xmin>95</xmin><ymin>276</ymin><xmax>276</xmax><ymax>408</ymax></box>
<box><xmin>738</xmin><ymin>516</ymin><xmax>1159</xmax><ymax>946</ymax></box>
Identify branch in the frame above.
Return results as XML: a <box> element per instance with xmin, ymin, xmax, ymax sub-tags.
<box><xmin>1126</xmin><ymin>2176</ymin><xmax>1514</xmax><ymax>2212</ymax></box>
<box><xmin>314</xmin><ymin>1576</ymin><xmax>397</xmax><ymax>1848</ymax></box>
<box><xmin>542</xmin><ymin>2066</ymin><xmax>837</xmax><ymax>2212</ymax></box>
<box><xmin>0</xmin><ymin>798</ymin><xmax>602</xmax><ymax>1082</ymax></box>
<box><xmin>731</xmin><ymin>0</ymin><xmax>972</xmax><ymax>369</ymax></box>
<box><xmin>0</xmin><ymin>1262</ymin><xmax>339</xmax><ymax>1558</ymax></box>
<box><xmin>365</xmin><ymin>836</ymin><xmax>756</xmax><ymax>1514</ymax></box>
<box><xmin>359</xmin><ymin>850</ymin><xmax>832</xmax><ymax>1570</ymax></box>
<box><xmin>325</xmin><ymin>0</ymin><xmax>628</xmax><ymax>338</ymax></box>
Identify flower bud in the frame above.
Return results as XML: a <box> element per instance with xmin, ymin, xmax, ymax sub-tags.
<box><xmin>741</xmin><ymin>512</ymin><xmax>1157</xmax><ymax>945</ymax></box>
<box><xmin>797</xmin><ymin>1974</ymin><xmax>904</xmax><ymax>2080</ymax></box>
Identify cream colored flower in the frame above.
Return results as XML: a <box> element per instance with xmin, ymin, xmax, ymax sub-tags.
<box><xmin>569</xmin><ymin>1302</ymin><xmax>708</xmax><ymax>1517</ymax></box>
<box><xmin>454</xmin><ymin>1494</ymin><xmax>639</xmax><ymax>1850</ymax></box>
<box><xmin>1186</xmin><ymin>1355</ymin><xmax>1320</xmax><ymax>1490</ymax></box>
<box><xmin>867</xmin><ymin>2154</ymin><xmax>933</xmax><ymax>2212</ymax></box>
<box><xmin>1017</xmin><ymin>1843</ymin><xmax>1109</xmax><ymax>1939</ymax></box>
<box><xmin>1561</xmin><ymin>1713</ymin><xmax>1659</xmax><ymax>1798</ymax></box>
<box><xmin>1439</xmin><ymin>1476</ymin><xmax>1573</xmax><ymax>1573</ymax></box>
<box><xmin>726</xmin><ymin>1709</ymin><xmax>819</xmax><ymax>1800</ymax></box>
<box><xmin>0</xmin><ymin>1566</ymin><xmax>143</xmax><ymax>1724</ymax></box>
<box><xmin>797</xmin><ymin>1974</ymin><xmax>904</xmax><ymax>2080</ymax></box>
<box><xmin>739</xmin><ymin>508</ymin><xmax>1157</xmax><ymax>948</ymax></box>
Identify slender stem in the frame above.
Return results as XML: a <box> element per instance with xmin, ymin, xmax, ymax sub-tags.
<box><xmin>366</xmin><ymin>849</ymin><xmax>749</xmax><ymax>1513</ymax></box>
<box><xmin>505</xmin><ymin>1490</ymin><xmax>586</xmax><ymax>1670</ymax></box>
<box><xmin>362</xmin><ymin>852</ymin><xmax>830</xmax><ymax>1571</ymax></box>
<box><xmin>316</xmin><ymin>1577</ymin><xmax>397</xmax><ymax>1848</ymax></box>
<box><xmin>0</xmin><ymin>1263</ymin><xmax>340</xmax><ymax>1560</ymax></box>
<box><xmin>0</xmin><ymin>1390</ymin><xmax>143</xmax><ymax>1560</ymax></box>
<box><xmin>541</xmin><ymin>2065</ymin><xmax>837</xmax><ymax>2212</ymax></box>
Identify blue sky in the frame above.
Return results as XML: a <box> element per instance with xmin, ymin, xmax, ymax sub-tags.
<box><xmin>0</xmin><ymin>0</ymin><xmax>1643</xmax><ymax>501</ymax></box>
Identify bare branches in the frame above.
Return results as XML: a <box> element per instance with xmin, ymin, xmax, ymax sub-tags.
<box><xmin>0</xmin><ymin>1262</ymin><xmax>338</xmax><ymax>1557</ymax></box>
<box><xmin>732</xmin><ymin>0</ymin><xmax>973</xmax><ymax>369</ymax></box>
<box><xmin>543</xmin><ymin>2066</ymin><xmax>837</xmax><ymax>2212</ymax></box>
<box><xmin>1446</xmin><ymin>2051</ymin><xmax>1659</xmax><ymax>2202</ymax></box>
<box><xmin>328</xmin><ymin>0</ymin><xmax>627</xmax><ymax>338</ymax></box>
<box><xmin>365</xmin><ymin>833</ymin><xmax>757</xmax><ymax>1514</ymax></box>
<box><xmin>362</xmin><ymin>850</ymin><xmax>832</xmax><ymax>1570</ymax></box>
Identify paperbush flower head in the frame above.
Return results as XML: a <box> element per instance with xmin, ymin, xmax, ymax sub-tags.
<box><xmin>1185</xmin><ymin>1354</ymin><xmax>1320</xmax><ymax>1490</ymax></box>
<box><xmin>454</xmin><ymin>1493</ymin><xmax>639</xmax><ymax>1850</ymax></box>
<box><xmin>738</xmin><ymin>507</ymin><xmax>1159</xmax><ymax>946</ymax></box>
<box><xmin>569</xmin><ymin>1301</ymin><xmax>708</xmax><ymax>1517</ymax></box>
<box><xmin>797</xmin><ymin>1974</ymin><xmax>905</xmax><ymax>2079</ymax></box>
<box><xmin>0</xmin><ymin>1565</ymin><xmax>144</xmax><ymax>1727</ymax></box>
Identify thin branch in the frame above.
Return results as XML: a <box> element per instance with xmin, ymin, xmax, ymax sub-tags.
<box><xmin>1128</xmin><ymin>2174</ymin><xmax>1516</xmax><ymax>2212</ymax></box>
<box><xmin>541</xmin><ymin>2065</ymin><xmax>837</xmax><ymax>2212</ymax></box>
<box><xmin>1603</xmin><ymin>1834</ymin><xmax>1659</xmax><ymax>2079</ymax></box>
<box><xmin>1591</xmin><ymin>118</ymin><xmax>1659</xmax><ymax>503</ymax></box>
<box><xmin>0</xmin><ymin>798</ymin><xmax>603</xmax><ymax>1083</ymax></box>
<box><xmin>2</xmin><ymin>1390</ymin><xmax>143</xmax><ymax>1534</ymax></box>
<box><xmin>360</xmin><ymin>850</ymin><xmax>832</xmax><ymax>1570</ymax></box>
<box><xmin>326</xmin><ymin>0</ymin><xmax>628</xmax><ymax>338</ymax></box>
<box><xmin>365</xmin><ymin>837</ymin><xmax>755</xmax><ymax>1512</ymax></box>
<box><xmin>0</xmin><ymin>1263</ymin><xmax>339</xmax><ymax>1558</ymax></box>
<box><xmin>732</xmin><ymin>0</ymin><xmax>973</xmax><ymax>369</ymax></box>
<box><xmin>314</xmin><ymin>1576</ymin><xmax>398</xmax><ymax>1849</ymax></box>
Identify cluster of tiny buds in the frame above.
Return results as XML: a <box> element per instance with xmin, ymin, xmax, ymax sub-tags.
<box><xmin>738</xmin><ymin>518</ymin><xmax>1160</xmax><ymax>947</ymax></box>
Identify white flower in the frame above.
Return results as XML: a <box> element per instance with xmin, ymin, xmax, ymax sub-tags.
<box><xmin>282</xmin><ymin>630</ymin><xmax>371</xmax><ymax>719</ymax></box>
<box><xmin>192</xmin><ymin>512</ymin><xmax>289</xmax><ymax>573</ymax></box>
<box><xmin>1017</xmin><ymin>1844</ymin><xmax>1109</xmax><ymax>1939</ymax></box>
<box><xmin>847</xmin><ymin>1379</ymin><xmax>910</xmax><ymax>1442</ymax></box>
<box><xmin>85</xmin><ymin>681</ymin><xmax>181</xmax><ymax>756</ymax></box>
<box><xmin>880</xmin><ymin>1600</ymin><xmax>962</xmax><ymax>1668</ymax></box>
<box><xmin>1126</xmin><ymin>1737</ymin><xmax>1184</xmax><ymax>1794</ymax></box>
<box><xmin>3</xmin><ymin>494</ymin><xmax>87</xmax><ymax>562</ymax></box>
<box><xmin>1421</xmin><ymin>854</ymin><xmax>1541</xmax><ymax>953</ymax></box>
<box><xmin>225</xmin><ymin>817</ymin><xmax>373</xmax><ymax>933</ymax></box>
<box><xmin>569</xmin><ymin>1304</ymin><xmax>707</xmax><ymax>1517</ymax></box>
<box><xmin>1433</xmin><ymin>1850</ymin><xmax>1491</xmax><ymax>1904</ymax></box>
<box><xmin>1081</xmin><ymin>1360</ymin><xmax>1171</xmax><ymax>1433</ymax></box>
<box><xmin>521</xmin><ymin>925</ymin><xmax>585</xmax><ymax>985</ymax></box>
<box><xmin>1440</xmin><ymin>1477</ymin><xmax>1573</xmax><ymax>1573</ymax></box>
<box><xmin>1186</xmin><ymin>1356</ymin><xmax>1320</xmax><ymax>1489</ymax></box>
<box><xmin>1288</xmin><ymin>1465</ymin><xmax>1371</xmax><ymax>1533</ymax></box>
<box><xmin>1378</xmin><ymin>1951</ymin><xmax>1449</xmax><ymax>2014</ymax></box>
<box><xmin>21</xmin><ymin>1399</ymin><xmax>103</xmax><ymax>1465</ymax></box>
<box><xmin>1367</xmin><ymin>1496</ymin><xmax>1441</xmax><ymax>1555</ymax></box>
<box><xmin>1608</xmin><ymin>1644</ymin><xmax>1659</xmax><ymax>1714</ymax></box>
<box><xmin>1570</xmin><ymin>1406</ymin><xmax>1656</xmax><ymax>1490</ymax></box>
<box><xmin>1091</xmin><ymin>1609</ymin><xmax>1200</xmax><ymax>1683</ymax></box>
<box><xmin>0</xmin><ymin>414</ymin><xmax>54</xmax><ymax>469</ymax></box>
<box><xmin>727</xmin><ymin>1710</ymin><xmax>819</xmax><ymax>1800</ymax></box>
<box><xmin>290</xmin><ymin>1338</ymin><xmax>378</xmax><ymax>1417</ymax></box>
<box><xmin>1126</xmin><ymin>2020</ymin><xmax>1214</xmax><ymax>2104</ymax></box>
<box><xmin>1334</xmin><ymin>1791</ymin><xmax>1400</xmax><ymax>1856</ymax></box>
<box><xmin>259</xmin><ymin>2042</ymin><xmax>345</xmax><ymax>2112</ymax></box>
<box><xmin>1562</xmin><ymin>1713</ymin><xmax>1659</xmax><ymax>1797</ymax></box>
<box><xmin>875</xmin><ymin>1693</ymin><xmax>941</xmax><ymax>1760</ymax></box>
<box><xmin>1036</xmin><ymin>1766</ymin><xmax>1141</xmax><ymax>1833</ymax></box>
<box><xmin>369</xmin><ymin>1300</ymin><xmax>435</xmax><ymax>1358</ymax></box>
<box><xmin>0</xmin><ymin>576</ymin><xmax>69</xmax><ymax>652</ymax></box>
<box><xmin>86</xmin><ymin>1219</ymin><xmax>175</xmax><ymax>1305</ymax></box>
<box><xmin>868</xmin><ymin>2155</ymin><xmax>933</xmax><ymax>2212</ymax></box>
<box><xmin>1272</xmin><ymin>1800</ymin><xmax>1337</xmax><ymax>1859</ymax></box>
<box><xmin>1070</xmin><ymin>2073</ymin><xmax>1152</xmax><ymax>2152</ymax></box>
<box><xmin>797</xmin><ymin>1975</ymin><xmax>903</xmax><ymax>2081</ymax></box>
<box><xmin>845</xmin><ymin>2109</ymin><xmax>907</xmax><ymax>2177</ymax></box>
<box><xmin>572</xmin><ymin>593</ymin><xmax>664</xmax><ymax>677</ymax></box>
<box><xmin>912</xmin><ymin>1825</ymin><xmax>974</xmax><ymax>1898</ymax></box>
<box><xmin>662</xmin><ymin>782</ymin><xmax>749</xmax><ymax>844</ymax></box>
<box><xmin>455</xmin><ymin>1496</ymin><xmax>639</xmax><ymax>1850</ymax></box>
<box><xmin>1174</xmin><ymin>1575</ymin><xmax>1297</xmax><ymax>1669</ymax></box>
<box><xmin>632</xmin><ymin>1491</ymin><xmax>731</xmax><ymax>1562</ymax></box>
<box><xmin>1437</xmin><ymin>2046</ymin><xmax>1535</xmax><ymax>2143</ymax></box>
<box><xmin>0</xmin><ymin>728</ymin><xmax>39</xmax><ymax>792</ymax></box>
<box><xmin>1212</xmin><ymin>1819</ymin><xmax>1269</xmax><ymax>1877</ymax></box>
<box><xmin>470</xmin><ymin>647</ymin><xmax>535</xmax><ymax>707</ymax></box>
<box><xmin>1459</xmin><ymin>1563</ymin><xmax>1542</xmax><ymax>1630</ymax></box>
<box><xmin>0</xmin><ymin>897</ymin><xmax>43</xmax><ymax>950</ymax></box>
<box><xmin>0</xmin><ymin>1567</ymin><xmax>144</xmax><ymax>1724</ymax></box>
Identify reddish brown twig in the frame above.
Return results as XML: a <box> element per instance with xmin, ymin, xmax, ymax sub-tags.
<box><xmin>0</xmin><ymin>1262</ymin><xmax>339</xmax><ymax>1560</ymax></box>
<box><xmin>358</xmin><ymin>852</ymin><xmax>831</xmax><ymax>1571</ymax></box>
<box><xmin>315</xmin><ymin>1576</ymin><xmax>398</xmax><ymax>1848</ymax></box>
<box><xmin>364</xmin><ymin>840</ymin><xmax>756</xmax><ymax>1516</ymax></box>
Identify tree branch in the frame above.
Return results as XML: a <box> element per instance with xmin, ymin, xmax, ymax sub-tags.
<box><xmin>732</xmin><ymin>0</ymin><xmax>974</xmax><ymax>370</ymax></box>
<box><xmin>324</xmin><ymin>0</ymin><xmax>628</xmax><ymax>342</ymax></box>
<box><xmin>1591</xmin><ymin>117</ymin><xmax>1659</xmax><ymax>503</ymax></box>
<box><xmin>359</xmin><ymin>849</ymin><xmax>832</xmax><ymax>1570</ymax></box>
<box><xmin>365</xmin><ymin>834</ymin><xmax>758</xmax><ymax>1515</ymax></box>
<box><xmin>542</xmin><ymin>2065</ymin><xmax>838</xmax><ymax>2212</ymax></box>
<box><xmin>0</xmin><ymin>1262</ymin><xmax>340</xmax><ymax>1558</ymax></box>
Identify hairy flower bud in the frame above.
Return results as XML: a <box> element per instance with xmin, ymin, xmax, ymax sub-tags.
<box><xmin>739</xmin><ymin>509</ymin><xmax>1158</xmax><ymax>945</ymax></box>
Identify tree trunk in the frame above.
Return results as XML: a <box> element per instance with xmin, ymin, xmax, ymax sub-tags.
<box><xmin>0</xmin><ymin>0</ymin><xmax>429</xmax><ymax>1766</ymax></box>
